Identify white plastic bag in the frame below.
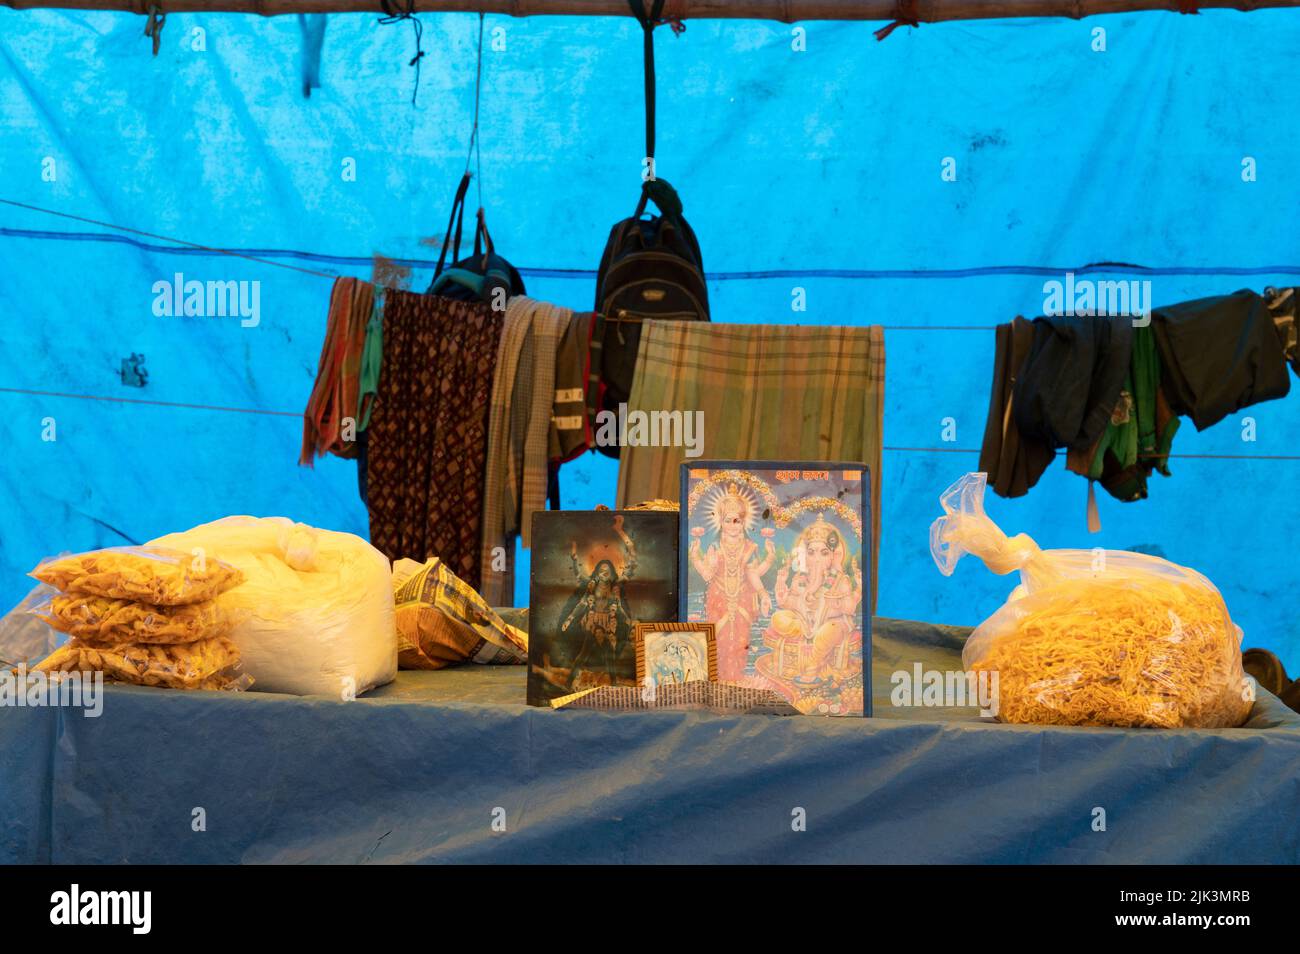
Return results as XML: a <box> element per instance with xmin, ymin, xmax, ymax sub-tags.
<box><xmin>931</xmin><ymin>473</ymin><xmax>1252</xmax><ymax>729</ymax></box>
<box><xmin>150</xmin><ymin>517</ymin><xmax>396</xmax><ymax>697</ymax></box>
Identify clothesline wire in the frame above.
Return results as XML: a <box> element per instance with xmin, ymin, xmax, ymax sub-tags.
<box><xmin>0</xmin><ymin>386</ymin><xmax>301</xmax><ymax>417</ymax></box>
<box><xmin>0</xmin><ymin>198</ymin><xmax>341</xmax><ymax>282</ymax></box>
<box><xmin>0</xmin><ymin>386</ymin><xmax>1297</xmax><ymax>461</ymax></box>
<box><xmin>6</xmin><ymin>198</ymin><xmax>1298</xmax><ymax>296</ymax></box>
<box><xmin>886</xmin><ymin>445</ymin><xmax>1300</xmax><ymax>460</ymax></box>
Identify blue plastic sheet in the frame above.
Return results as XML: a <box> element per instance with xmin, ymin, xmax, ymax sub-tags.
<box><xmin>2</xmin><ymin>10</ymin><xmax>1300</xmax><ymax>673</ymax></box>
<box><xmin>3</xmin><ymin>617</ymin><xmax>1297</xmax><ymax>864</ymax></box>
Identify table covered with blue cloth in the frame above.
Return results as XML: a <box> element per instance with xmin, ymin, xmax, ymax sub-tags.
<box><xmin>3</xmin><ymin>616</ymin><xmax>1298</xmax><ymax>864</ymax></box>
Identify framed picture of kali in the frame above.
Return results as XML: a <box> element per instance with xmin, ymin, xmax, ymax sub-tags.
<box><xmin>528</xmin><ymin>510</ymin><xmax>678</xmax><ymax>706</ymax></box>
<box><xmin>634</xmin><ymin>622</ymin><xmax>717</xmax><ymax>689</ymax></box>
<box><xmin>680</xmin><ymin>462</ymin><xmax>871</xmax><ymax>717</ymax></box>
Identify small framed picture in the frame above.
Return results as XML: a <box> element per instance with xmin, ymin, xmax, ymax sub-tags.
<box><xmin>634</xmin><ymin>622</ymin><xmax>717</xmax><ymax>690</ymax></box>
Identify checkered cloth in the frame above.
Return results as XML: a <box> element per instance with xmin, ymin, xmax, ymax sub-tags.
<box><xmin>615</xmin><ymin>321</ymin><xmax>885</xmax><ymax>608</ymax></box>
<box><xmin>392</xmin><ymin>557</ymin><xmax>528</xmax><ymax>670</ymax></box>
<box><xmin>479</xmin><ymin>296</ymin><xmax>571</xmax><ymax>606</ymax></box>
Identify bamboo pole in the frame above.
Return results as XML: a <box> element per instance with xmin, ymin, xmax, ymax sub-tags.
<box><xmin>1</xmin><ymin>0</ymin><xmax>1297</xmax><ymax>22</ymax></box>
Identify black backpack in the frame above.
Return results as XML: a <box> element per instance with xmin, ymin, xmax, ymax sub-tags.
<box><xmin>428</xmin><ymin>171</ymin><xmax>525</xmax><ymax>308</ymax></box>
<box><xmin>591</xmin><ymin>0</ymin><xmax>709</xmax><ymax>456</ymax></box>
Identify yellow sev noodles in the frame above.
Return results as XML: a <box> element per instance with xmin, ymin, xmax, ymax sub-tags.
<box><xmin>933</xmin><ymin>474</ymin><xmax>1253</xmax><ymax>730</ymax></box>
<box><xmin>966</xmin><ymin>577</ymin><xmax>1252</xmax><ymax>729</ymax></box>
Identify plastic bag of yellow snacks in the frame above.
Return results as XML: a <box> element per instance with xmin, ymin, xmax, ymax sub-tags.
<box><xmin>30</xmin><ymin>546</ymin><xmax>243</xmax><ymax>605</ymax></box>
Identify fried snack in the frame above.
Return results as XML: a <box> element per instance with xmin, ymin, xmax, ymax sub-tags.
<box><xmin>932</xmin><ymin>473</ymin><xmax>1253</xmax><ymax>730</ymax></box>
<box><xmin>967</xmin><ymin>579</ymin><xmax>1253</xmax><ymax>729</ymax></box>
<box><xmin>29</xmin><ymin>634</ymin><xmax>246</xmax><ymax>690</ymax></box>
<box><xmin>31</xmin><ymin>546</ymin><xmax>244</xmax><ymax>605</ymax></box>
<box><xmin>38</xmin><ymin>594</ymin><xmax>233</xmax><ymax>645</ymax></box>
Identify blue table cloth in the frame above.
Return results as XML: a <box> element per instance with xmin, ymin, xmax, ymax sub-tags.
<box><xmin>3</xmin><ymin>617</ymin><xmax>1298</xmax><ymax>864</ymax></box>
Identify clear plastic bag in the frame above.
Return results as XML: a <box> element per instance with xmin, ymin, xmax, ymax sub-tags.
<box><xmin>28</xmin><ymin>634</ymin><xmax>251</xmax><ymax>691</ymax></box>
<box><xmin>0</xmin><ymin>583</ymin><xmax>68</xmax><ymax>668</ymax></box>
<box><xmin>930</xmin><ymin>473</ymin><xmax>1253</xmax><ymax>729</ymax></box>
<box><xmin>33</xmin><ymin>592</ymin><xmax>235</xmax><ymax>645</ymax></box>
<box><xmin>30</xmin><ymin>546</ymin><xmax>244</xmax><ymax>605</ymax></box>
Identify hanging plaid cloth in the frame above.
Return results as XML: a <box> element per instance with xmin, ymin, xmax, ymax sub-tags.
<box><xmin>616</xmin><ymin>321</ymin><xmax>885</xmax><ymax>610</ymax></box>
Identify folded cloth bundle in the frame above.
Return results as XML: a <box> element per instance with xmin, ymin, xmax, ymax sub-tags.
<box><xmin>392</xmin><ymin>557</ymin><xmax>527</xmax><ymax>670</ymax></box>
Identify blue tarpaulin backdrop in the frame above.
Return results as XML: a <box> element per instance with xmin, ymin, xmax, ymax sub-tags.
<box><xmin>1</xmin><ymin>9</ymin><xmax>1298</xmax><ymax>669</ymax></box>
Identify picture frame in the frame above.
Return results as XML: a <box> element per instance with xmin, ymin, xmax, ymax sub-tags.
<box><xmin>680</xmin><ymin>460</ymin><xmax>871</xmax><ymax>717</ymax></box>
<box><xmin>527</xmin><ymin>509</ymin><xmax>679</xmax><ymax>706</ymax></box>
<box><xmin>633</xmin><ymin>621</ymin><xmax>718</xmax><ymax>689</ymax></box>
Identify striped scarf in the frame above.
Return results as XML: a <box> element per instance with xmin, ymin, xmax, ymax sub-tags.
<box><xmin>300</xmin><ymin>277</ymin><xmax>373</xmax><ymax>464</ymax></box>
<box><xmin>479</xmin><ymin>296</ymin><xmax>572</xmax><ymax>606</ymax></box>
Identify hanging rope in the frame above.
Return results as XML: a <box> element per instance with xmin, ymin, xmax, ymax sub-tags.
<box><xmin>144</xmin><ymin>4</ymin><xmax>166</xmax><ymax>56</ymax></box>
<box><xmin>874</xmin><ymin>0</ymin><xmax>920</xmax><ymax>40</ymax></box>
<box><xmin>659</xmin><ymin>0</ymin><xmax>688</xmax><ymax>32</ymax></box>
<box><xmin>378</xmin><ymin>0</ymin><xmax>426</xmax><ymax>105</ymax></box>
<box><xmin>464</xmin><ymin>12</ymin><xmax>485</xmax><ymax>212</ymax></box>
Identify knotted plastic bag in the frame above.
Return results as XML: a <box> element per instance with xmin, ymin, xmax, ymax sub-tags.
<box><xmin>930</xmin><ymin>473</ymin><xmax>1253</xmax><ymax>728</ymax></box>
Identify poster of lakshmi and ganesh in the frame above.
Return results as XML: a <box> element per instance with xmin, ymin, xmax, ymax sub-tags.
<box><xmin>681</xmin><ymin>462</ymin><xmax>870</xmax><ymax>716</ymax></box>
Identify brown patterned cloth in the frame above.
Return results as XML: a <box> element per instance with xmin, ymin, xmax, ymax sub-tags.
<box><xmin>366</xmin><ymin>290</ymin><xmax>503</xmax><ymax>589</ymax></box>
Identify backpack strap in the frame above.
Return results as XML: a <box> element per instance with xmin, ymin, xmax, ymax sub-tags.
<box><xmin>429</xmin><ymin>267</ymin><xmax>486</xmax><ymax>298</ymax></box>
<box><xmin>431</xmin><ymin>172</ymin><xmax>472</xmax><ymax>290</ymax></box>
<box><xmin>634</xmin><ymin>177</ymin><xmax>685</xmax><ymax>228</ymax></box>
<box><xmin>473</xmin><ymin>206</ymin><xmax>495</xmax><ymax>261</ymax></box>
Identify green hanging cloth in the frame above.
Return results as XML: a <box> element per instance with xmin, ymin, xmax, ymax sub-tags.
<box><xmin>357</xmin><ymin>285</ymin><xmax>384</xmax><ymax>432</ymax></box>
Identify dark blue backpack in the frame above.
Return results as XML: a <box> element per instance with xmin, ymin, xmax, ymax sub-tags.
<box><xmin>428</xmin><ymin>171</ymin><xmax>525</xmax><ymax>307</ymax></box>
